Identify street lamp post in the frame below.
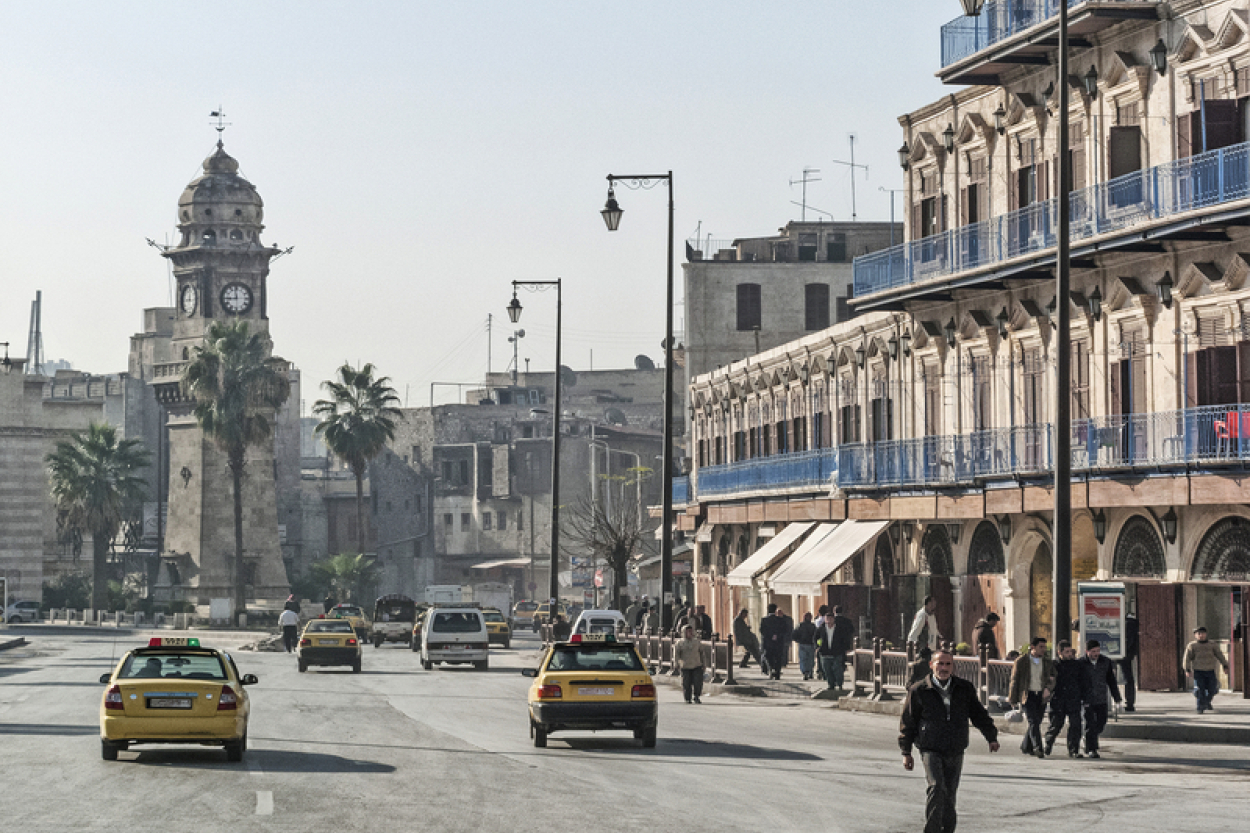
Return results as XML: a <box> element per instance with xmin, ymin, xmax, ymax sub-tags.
<box><xmin>506</xmin><ymin>280</ymin><xmax>563</xmax><ymax>609</ymax></box>
<box><xmin>601</xmin><ymin>171</ymin><xmax>676</xmax><ymax>633</ymax></box>
<box><xmin>962</xmin><ymin>0</ymin><xmax>1070</xmax><ymax>645</ymax></box>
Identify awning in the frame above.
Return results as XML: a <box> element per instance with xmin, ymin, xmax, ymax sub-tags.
<box><xmin>767</xmin><ymin>520</ymin><xmax>888</xmax><ymax>596</ymax></box>
<box><xmin>695</xmin><ymin>523</ymin><xmax>712</xmax><ymax>543</ymax></box>
<box><xmin>633</xmin><ymin>543</ymin><xmax>692</xmax><ymax>570</ymax></box>
<box><xmin>470</xmin><ymin>557</ymin><xmax>532</xmax><ymax>570</ymax></box>
<box><xmin>725</xmin><ymin>522</ymin><xmax>819</xmax><ymax>587</ymax></box>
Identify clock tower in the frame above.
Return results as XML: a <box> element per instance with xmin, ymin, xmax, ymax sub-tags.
<box><xmin>154</xmin><ymin>139</ymin><xmax>293</xmax><ymax>611</ymax></box>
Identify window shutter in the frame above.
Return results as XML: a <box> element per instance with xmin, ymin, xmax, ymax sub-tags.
<box><xmin>1239</xmin><ymin>342</ymin><xmax>1250</xmax><ymax>404</ymax></box>
<box><xmin>1109</xmin><ymin>360</ymin><xmax>1123</xmax><ymax>415</ymax></box>
<box><xmin>1186</xmin><ymin>351</ymin><xmax>1199</xmax><ymax>407</ymax></box>
<box><xmin>1177</xmin><ymin>113</ymin><xmax>1194</xmax><ymax>159</ymax></box>
<box><xmin>1203</xmin><ymin>99</ymin><xmax>1242</xmax><ymax>152</ymax></box>
<box><xmin>911</xmin><ymin>202</ymin><xmax>922</xmax><ymax>242</ymax></box>
<box><xmin>1008</xmin><ymin>166</ymin><xmax>1019</xmax><ymax>210</ymax></box>
<box><xmin>940</xmin><ymin>194</ymin><xmax>949</xmax><ymax>233</ymax></box>
<box><xmin>959</xmin><ymin>186</ymin><xmax>969</xmax><ymax>227</ymax></box>
<box><xmin>1072</xmin><ymin>145</ymin><xmax>1086</xmax><ymax>191</ymax></box>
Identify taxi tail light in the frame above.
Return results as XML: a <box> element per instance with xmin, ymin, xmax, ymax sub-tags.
<box><xmin>216</xmin><ymin>685</ymin><xmax>238</xmax><ymax>711</ymax></box>
<box><xmin>632</xmin><ymin>684</ymin><xmax>656</xmax><ymax>698</ymax></box>
<box><xmin>104</xmin><ymin>685</ymin><xmax>124</xmax><ymax>710</ymax></box>
<box><xmin>569</xmin><ymin>634</ymin><xmax>583</xmax><ymax>643</ymax></box>
<box><xmin>346</xmin><ymin>638</ymin><xmax>358</xmax><ymax>646</ymax></box>
<box><xmin>300</xmin><ymin>638</ymin><xmax>311</xmax><ymax>646</ymax></box>
<box><xmin>536</xmin><ymin>684</ymin><xmax>562</xmax><ymax>699</ymax></box>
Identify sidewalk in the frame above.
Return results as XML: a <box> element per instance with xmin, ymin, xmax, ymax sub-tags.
<box><xmin>667</xmin><ymin>657</ymin><xmax>1250</xmax><ymax>746</ymax></box>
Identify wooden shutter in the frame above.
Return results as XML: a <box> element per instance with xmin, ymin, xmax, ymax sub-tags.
<box><xmin>1203</xmin><ymin>99</ymin><xmax>1242</xmax><ymax>152</ymax></box>
<box><xmin>1072</xmin><ymin>145</ymin><xmax>1086</xmax><ymax>191</ymax></box>
<box><xmin>1186</xmin><ymin>352</ymin><xmax>1199</xmax><ymax>407</ymax></box>
<box><xmin>940</xmin><ymin>194</ymin><xmax>949</xmax><ymax>233</ymax></box>
<box><xmin>1177</xmin><ymin>113</ymin><xmax>1194</xmax><ymax>159</ymax></box>
<box><xmin>911</xmin><ymin>202</ymin><xmax>922</xmax><ymax>242</ymax></box>
<box><xmin>1137</xmin><ymin>584</ymin><xmax>1182</xmax><ymax>691</ymax></box>
<box><xmin>1110</xmin><ymin>361</ymin><xmax>1123</xmax><ymax>415</ymax></box>
<box><xmin>1109</xmin><ymin>126</ymin><xmax>1143</xmax><ymax>177</ymax></box>
<box><xmin>1239</xmin><ymin>342</ymin><xmax>1250</xmax><ymax>404</ymax></box>
<box><xmin>1213</xmin><ymin>347</ymin><xmax>1239</xmax><ymax>405</ymax></box>
<box><xmin>959</xmin><ymin>186</ymin><xmax>969</xmax><ymax>227</ymax></box>
<box><xmin>1037</xmin><ymin>160</ymin><xmax>1049</xmax><ymax>201</ymax></box>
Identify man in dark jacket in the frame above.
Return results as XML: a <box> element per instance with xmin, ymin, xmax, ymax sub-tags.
<box><xmin>1044</xmin><ymin>640</ymin><xmax>1087</xmax><ymax>757</ymax></box>
<box><xmin>692</xmin><ymin>605</ymin><xmax>714</xmax><ymax>640</ymax></box>
<box><xmin>792</xmin><ymin>612</ymin><xmax>818</xmax><ymax>680</ymax></box>
<box><xmin>1119</xmin><ymin>614</ymin><xmax>1139</xmax><ymax>712</ymax></box>
<box><xmin>815</xmin><ymin>606</ymin><xmax>855</xmax><ymax>689</ymax></box>
<box><xmin>1079</xmin><ymin>639</ymin><xmax>1122</xmax><ymax>759</ymax></box>
<box><xmin>759</xmin><ymin>604</ymin><xmax>789</xmax><ymax>679</ymax></box>
<box><xmin>900</xmin><ymin>650</ymin><xmax>1000</xmax><ymax>833</ymax></box>
<box><xmin>733</xmin><ymin>609</ymin><xmax>764</xmax><ymax>669</ymax></box>
<box><xmin>971</xmin><ymin>611</ymin><xmax>1000</xmax><ymax>659</ymax></box>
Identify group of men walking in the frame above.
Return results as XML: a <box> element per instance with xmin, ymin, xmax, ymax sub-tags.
<box><xmin>732</xmin><ymin>604</ymin><xmax>854</xmax><ymax>685</ymax></box>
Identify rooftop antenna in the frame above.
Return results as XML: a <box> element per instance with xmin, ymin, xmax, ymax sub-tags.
<box><xmin>209</xmin><ymin>107</ymin><xmax>231</xmax><ymax>145</ymax></box>
<box><xmin>831</xmin><ymin>134</ymin><xmax>869</xmax><ymax>221</ymax></box>
<box><xmin>789</xmin><ymin>167</ymin><xmax>822</xmax><ymax>221</ymax></box>
<box><xmin>25</xmin><ymin>291</ymin><xmax>44</xmax><ymax>376</ymax></box>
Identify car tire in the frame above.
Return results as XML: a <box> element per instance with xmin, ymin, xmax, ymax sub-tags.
<box><xmin>641</xmin><ymin>725</ymin><xmax>657</xmax><ymax>748</ymax></box>
<box><xmin>533</xmin><ymin>725</ymin><xmax>547</xmax><ymax>748</ymax></box>
<box><xmin>352</xmin><ymin>660</ymin><xmax>362</xmax><ymax>673</ymax></box>
<box><xmin>474</xmin><ymin>659</ymin><xmax>488</xmax><ymax>671</ymax></box>
<box><xmin>298</xmin><ymin>659</ymin><xmax>307</xmax><ymax>673</ymax></box>
<box><xmin>9</xmin><ymin>615</ymin><xmax>22</xmax><ymax>624</ymax></box>
<box><xmin>101</xmin><ymin>740</ymin><xmax>120</xmax><ymax>761</ymax></box>
<box><xmin>225</xmin><ymin>733</ymin><xmax>246</xmax><ymax>763</ymax></box>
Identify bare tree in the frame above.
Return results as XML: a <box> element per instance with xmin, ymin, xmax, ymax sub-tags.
<box><xmin>561</xmin><ymin>485</ymin><xmax>654</xmax><ymax>612</ymax></box>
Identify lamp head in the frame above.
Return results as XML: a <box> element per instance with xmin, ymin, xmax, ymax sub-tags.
<box><xmin>1088</xmin><ymin>286</ymin><xmax>1103</xmax><ymax>322</ymax></box>
<box><xmin>1148</xmin><ymin>38</ymin><xmax>1167</xmax><ymax>76</ymax></box>
<box><xmin>601</xmin><ymin>186</ymin><xmax>623</xmax><ymax>231</ymax></box>
<box><xmin>898</xmin><ymin>141</ymin><xmax>910</xmax><ymax>171</ymax></box>
<box><xmin>942</xmin><ymin>123</ymin><xmax>956</xmax><ymax>154</ymax></box>
<box><xmin>1156</xmin><ymin>272</ymin><xmax>1173</xmax><ymax>309</ymax></box>
<box><xmin>959</xmin><ymin>0</ymin><xmax>986</xmax><ymax>15</ymax></box>
<box><xmin>944</xmin><ymin>317</ymin><xmax>957</xmax><ymax>348</ymax></box>
<box><xmin>506</xmin><ymin>294</ymin><xmax>523</xmax><ymax>324</ymax></box>
<box><xmin>1082</xmin><ymin>65</ymin><xmax>1099</xmax><ymax>98</ymax></box>
<box><xmin>900</xmin><ymin>330</ymin><xmax>912</xmax><ymax>357</ymax></box>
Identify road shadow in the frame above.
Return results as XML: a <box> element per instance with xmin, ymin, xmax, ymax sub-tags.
<box><xmin>1110</xmin><ymin>755</ymin><xmax>1250</xmax><ymax>773</ymax></box>
<box><xmin>0</xmin><ymin>722</ymin><xmax>97</xmax><ymax>736</ymax></box>
<box><xmin>125</xmin><ymin>747</ymin><xmax>395</xmax><ymax>773</ymax></box>
<box><xmin>560</xmin><ymin>737</ymin><xmax>822</xmax><ymax>761</ymax></box>
<box><xmin>3</xmin><ymin>680</ymin><xmax>104</xmax><ymax>687</ymax></box>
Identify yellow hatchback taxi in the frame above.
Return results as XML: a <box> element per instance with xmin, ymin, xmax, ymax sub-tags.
<box><xmin>98</xmin><ymin>637</ymin><xmax>256</xmax><ymax>762</ymax></box>
<box><xmin>328</xmin><ymin>603</ymin><xmax>370</xmax><ymax>639</ymax></box>
<box><xmin>483</xmin><ymin>607</ymin><xmax>512</xmax><ymax>649</ymax></box>
<box><xmin>523</xmin><ymin>633</ymin><xmax>657</xmax><ymax>748</ymax></box>
<box><xmin>298</xmin><ymin>618</ymin><xmax>362</xmax><ymax>673</ymax></box>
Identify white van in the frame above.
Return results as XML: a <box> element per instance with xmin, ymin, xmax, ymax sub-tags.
<box><xmin>569</xmin><ymin>609</ymin><xmax>628</xmax><ymax>637</ymax></box>
<box><xmin>421</xmin><ymin>606</ymin><xmax>489</xmax><ymax>671</ymax></box>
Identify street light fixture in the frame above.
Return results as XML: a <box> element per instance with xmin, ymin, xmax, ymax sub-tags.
<box><xmin>996</xmin><ymin>307</ymin><xmax>1010</xmax><ymax>339</ymax></box>
<box><xmin>887</xmin><ymin>333</ymin><xmax>899</xmax><ymax>361</ymax></box>
<box><xmin>505</xmin><ymin>279</ymin><xmax>563</xmax><ymax>609</ymax></box>
<box><xmin>1093</xmin><ymin>510</ymin><xmax>1107</xmax><ymax>544</ymax></box>
<box><xmin>1088</xmin><ymin>286</ymin><xmax>1103</xmax><ymax>322</ymax></box>
<box><xmin>942</xmin><ymin>123</ymin><xmax>956</xmax><ymax>154</ymax></box>
<box><xmin>993</xmin><ymin>103</ymin><xmax>1007</xmax><ymax>135</ymax></box>
<box><xmin>602</xmin><ymin>171</ymin><xmax>677</xmax><ymax>633</ymax></box>
<box><xmin>855</xmin><ymin>342</ymin><xmax>867</xmax><ymax>368</ymax></box>
<box><xmin>901</xmin><ymin>330</ymin><xmax>912</xmax><ymax>358</ymax></box>
<box><xmin>1149</xmin><ymin>39</ymin><xmax>1168</xmax><ymax>76</ymax></box>
<box><xmin>998</xmin><ymin>514</ymin><xmax>1012</xmax><ymax>545</ymax></box>
<box><xmin>1082</xmin><ymin>65</ymin><xmax>1099</xmax><ymax>99</ymax></box>
<box><xmin>959</xmin><ymin>0</ymin><xmax>985</xmax><ymax>15</ymax></box>
<box><xmin>1156</xmin><ymin>272</ymin><xmax>1174</xmax><ymax>309</ymax></box>
<box><xmin>898</xmin><ymin>142</ymin><xmax>910</xmax><ymax>171</ymax></box>
<box><xmin>1161</xmin><ymin>507</ymin><xmax>1179</xmax><ymax>544</ymax></box>
<box><xmin>944</xmin><ymin>317</ymin><xmax>958</xmax><ymax>348</ymax></box>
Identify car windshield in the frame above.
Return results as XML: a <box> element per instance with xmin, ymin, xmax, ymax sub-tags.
<box><xmin>546</xmin><ymin>645</ymin><xmax>643</xmax><ymax>672</ymax></box>
<box><xmin>515</xmin><ymin>602</ymin><xmax>538</xmax><ymax>613</ymax></box>
<box><xmin>119</xmin><ymin>652</ymin><xmax>228</xmax><ymax>680</ymax></box>
<box><xmin>483</xmin><ymin>611</ymin><xmax>506</xmax><ymax>623</ymax></box>
<box><xmin>306</xmin><ymin>621</ymin><xmax>354</xmax><ymax>633</ymax></box>
<box><xmin>334</xmin><ymin>606</ymin><xmax>363</xmax><ymax>618</ymax></box>
<box><xmin>578</xmin><ymin>618</ymin><xmax>619</xmax><ymax>634</ymax></box>
<box><xmin>432</xmin><ymin>612</ymin><xmax>482</xmax><ymax>633</ymax></box>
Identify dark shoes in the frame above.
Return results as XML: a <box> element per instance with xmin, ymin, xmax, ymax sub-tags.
<box><xmin>693</xmin><ymin>697</ymin><xmax>702</xmax><ymax>704</ymax></box>
<box><xmin>1044</xmin><ymin>740</ymin><xmax>1054</xmax><ymax>755</ymax></box>
<box><xmin>1123</xmin><ymin>704</ymin><xmax>1135</xmax><ymax>712</ymax></box>
<box><xmin>1087</xmin><ymin>750</ymin><xmax>1101</xmax><ymax>759</ymax></box>
<box><xmin>1069</xmin><ymin>750</ymin><xmax>1083</xmax><ymax>758</ymax></box>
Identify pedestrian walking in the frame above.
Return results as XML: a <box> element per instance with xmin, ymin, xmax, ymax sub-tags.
<box><xmin>1044</xmin><ymin>641</ymin><xmax>1087</xmax><ymax>758</ymax></box>
<box><xmin>1119</xmin><ymin>613</ymin><xmax>1138</xmax><ymax>712</ymax></box>
<box><xmin>283</xmin><ymin>594</ymin><xmax>300</xmax><ymax>614</ymax></box>
<box><xmin>733</xmin><ymin>609</ymin><xmax>764</xmax><ymax>670</ymax></box>
<box><xmin>971</xmin><ymin>611</ymin><xmax>1000</xmax><ymax>659</ymax></box>
<box><xmin>815</xmin><ymin>606</ymin><xmax>855</xmax><ymax>689</ymax></box>
<box><xmin>551</xmin><ymin>613</ymin><xmax>571</xmax><ymax>641</ymax></box>
<box><xmin>645</xmin><ymin>603</ymin><xmax>659</xmax><ymax>633</ymax></box>
<box><xmin>624</xmin><ymin>598</ymin><xmax>641</xmax><ymax>632</ymax></box>
<box><xmin>692</xmin><ymin>605</ymin><xmax>714</xmax><ymax>640</ymax></box>
<box><xmin>908</xmin><ymin>646</ymin><xmax>933</xmax><ymax>687</ymax></box>
<box><xmin>1008</xmin><ymin>637</ymin><xmax>1054</xmax><ymax>758</ymax></box>
<box><xmin>322</xmin><ymin>594</ymin><xmax>335</xmax><ymax>614</ymax></box>
<box><xmin>793</xmin><ymin>612</ymin><xmax>817</xmax><ymax>680</ymax></box>
<box><xmin>1078</xmin><ymin>639</ymin><xmax>1121</xmax><ymax>759</ymax></box>
<box><xmin>899</xmin><ymin>649</ymin><xmax>1000</xmax><ymax>833</ymax></box>
<box><xmin>278</xmin><ymin>607</ymin><xmax>300</xmax><ymax>653</ymax></box>
<box><xmin>675</xmin><ymin>625</ymin><xmax>705</xmax><ymax>704</ymax></box>
<box><xmin>760</xmin><ymin>604</ymin><xmax>789</xmax><ymax>679</ymax></box>
<box><xmin>1183</xmin><ymin>626</ymin><xmax>1229</xmax><ymax>714</ymax></box>
<box><xmin>814</xmin><ymin>605</ymin><xmax>830</xmax><ymax>679</ymax></box>
<box><xmin>907</xmin><ymin>596</ymin><xmax>942</xmax><ymax>651</ymax></box>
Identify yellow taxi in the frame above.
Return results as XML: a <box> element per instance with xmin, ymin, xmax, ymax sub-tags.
<box><xmin>522</xmin><ymin>633</ymin><xmax>657</xmax><ymax>748</ymax></box>
<box><xmin>531</xmin><ymin>601</ymin><xmax>569</xmax><ymax>632</ymax></box>
<box><xmin>98</xmin><ymin>637</ymin><xmax>256</xmax><ymax>762</ymax></box>
<box><xmin>298</xmin><ymin>619</ymin><xmax>362</xmax><ymax>672</ymax></box>
<box><xmin>483</xmin><ymin>607</ymin><xmax>512</xmax><ymax>649</ymax></box>
<box><xmin>328</xmin><ymin>603</ymin><xmax>370</xmax><ymax>640</ymax></box>
<box><xmin>512</xmin><ymin>600</ymin><xmax>539</xmax><ymax>630</ymax></box>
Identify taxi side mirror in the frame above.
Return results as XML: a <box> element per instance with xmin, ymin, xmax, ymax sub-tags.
<box><xmin>240</xmin><ymin>674</ymin><xmax>259</xmax><ymax>686</ymax></box>
<box><xmin>521</xmin><ymin>668</ymin><xmax>538</xmax><ymax>677</ymax></box>
<box><xmin>99</xmin><ymin>673</ymin><xmax>112</xmax><ymax>684</ymax></box>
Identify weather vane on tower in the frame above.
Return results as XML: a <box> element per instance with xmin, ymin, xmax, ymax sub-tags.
<box><xmin>209</xmin><ymin>107</ymin><xmax>231</xmax><ymax>146</ymax></box>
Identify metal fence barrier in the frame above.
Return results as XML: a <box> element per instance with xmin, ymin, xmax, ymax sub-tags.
<box><xmin>850</xmin><ymin>641</ymin><xmax>1018</xmax><ymax>708</ymax></box>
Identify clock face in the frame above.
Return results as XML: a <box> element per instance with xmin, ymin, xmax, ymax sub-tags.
<box><xmin>180</xmin><ymin>284</ymin><xmax>197</xmax><ymax>314</ymax></box>
<box><xmin>221</xmin><ymin>283</ymin><xmax>253</xmax><ymax>314</ymax></box>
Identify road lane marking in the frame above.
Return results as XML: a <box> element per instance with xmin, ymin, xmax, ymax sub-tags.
<box><xmin>255</xmin><ymin>791</ymin><xmax>273</xmax><ymax>815</ymax></box>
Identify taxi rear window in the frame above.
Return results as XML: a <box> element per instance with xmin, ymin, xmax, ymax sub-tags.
<box><xmin>334</xmin><ymin>606</ymin><xmax>363</xmax><ymax>617</ymax></box>
<box><xmin>307</xmin><ymin>621</ymin><xmax>354</xmax><ymax>633</ymax></box>
<box><xmin>547</xmin><ymin>645</ymin><xmax>643</xmax><ymax>672</ymax></box>
<box><xmin>515</xmin><ymin>602</ymin><xmax>538</xmax><ymax>612</ymax></box>
<box><xmin>483</xmin><ymin>611</ymin><xmax>506</xmax><ymax>623</ymax></box>
<box><xmin>120</xmin><ymin>653</ymin><xmax>228</xmax><ymax>680</ymax></box>
<box><xmin>432</xmin><ymin>612</ymin><xmax>483</xmax><ymax>632</ymax></box>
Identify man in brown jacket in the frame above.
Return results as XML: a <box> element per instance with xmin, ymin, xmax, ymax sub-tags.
<box><xmin>1008</xmin><ymin>637</ymin><xmax>1055</xmax><ymax>758</ymax></box>
<box><xmin>1183</xmin><ymin>626</ymin><xmax>1229</xmax><ymax>714</ymax></box>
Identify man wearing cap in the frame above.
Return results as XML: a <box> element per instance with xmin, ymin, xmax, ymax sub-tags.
<box><xmin>1183</xmin><ymin>626</ymin><xmax>1229</xmax><ymax>714</ymax></box>
<box><xmin>1078</xmin><ymin>639</ymin><xmax>1121</xmax><ymax>759</ymax></box>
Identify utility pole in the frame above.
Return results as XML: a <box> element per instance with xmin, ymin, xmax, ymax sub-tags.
<box><xmin>831</xmin><ymin>134</ymin><xmax>869</xmax><ymax>221</ymax></box>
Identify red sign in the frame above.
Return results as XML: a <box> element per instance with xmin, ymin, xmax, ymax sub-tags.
<box><xmin>594</xmin><ymin>569</ymin><xmax>604</xmax><ymax>588</ymax></box>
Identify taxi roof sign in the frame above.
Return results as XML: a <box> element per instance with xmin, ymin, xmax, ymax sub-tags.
<box><xmin>148</xmin><ymin>637</ymin><xmax>200</xmax><ymax>648</ymax></box>
<box><xmin>569</xmin><ymin>633</ymin><xmax>614</xmax><ymax>643</ymax></box>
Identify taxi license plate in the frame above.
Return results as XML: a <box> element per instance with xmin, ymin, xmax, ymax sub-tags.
<box><xmin>318</xmin><ymin>639</ymin><xmax>339</xmax><ymax>645</ymax></box>
<box><xmin>578</xmin><ymin>687</ymin><xmax>615</xmax><ymax>696</ymax></box>
<box><xmin>149</xmin><ymin>698</ymin><xmax>192</xmax><ymax>709</ymax></box>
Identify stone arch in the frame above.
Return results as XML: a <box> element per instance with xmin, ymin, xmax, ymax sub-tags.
<box><xmin>920</xmin><ymin>524</ymin><xmax>953</xmax><ymax>576</ymax></box>
<box><xmin>873</xmin><ymin>535</ymin><xmax>894</xmax><ymax>588</ymax></box>
<box><xmin>967</xmin><ymin>520</ymin><xmax>1005</xmax><ymax>575</ymax></box>
<box><xmin>1111</xmin><ymin>515</ymin><xmax>1166</xmax><ymax>578</ymax></box>
<box><xmin>1190</xmin><ymin>517</ymin><xmax>1250</xmax><ymax>582</ymax></box>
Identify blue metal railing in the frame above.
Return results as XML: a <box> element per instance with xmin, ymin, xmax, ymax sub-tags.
<box><xmin>941</xmin><ymin>1</ymin><xmax>1145</xmax><ymax>68</ymax></box>
<box><xmin>689</xmin><ymin>406</ymin><xmax>1250</xmax><ymax>500</ymax></box>
<box><xmin>854</xmin><ymin>141</ymin><xmax>1250</xmax><ymax>299</ymax></box>
<box><xmin>672</xmin><ymin>475</ymin><xmax>690</xmax><ymax>505</ymax></box>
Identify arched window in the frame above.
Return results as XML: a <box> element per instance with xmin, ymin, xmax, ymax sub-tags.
<box><xmin>1190</xmin><ymin>517</ymin><xmax>1250</xmax><ymax>581</ymax></box>
<box><xmin>920</xmin><ymin>525</ymin><xmax>953</xmax><ymax>576</ymax></box>
<box><xmin>967</xmin><ymin>521</ymin><xmax>1005</xmax><ymax>575</ymax></box>
<box><xmin>1111</xmin><ymin>515</ymin><xmax>1166</xmax><ymax>578</ymax></box>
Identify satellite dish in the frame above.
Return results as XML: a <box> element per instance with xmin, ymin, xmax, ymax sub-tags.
<box><xmin>559</xmin><ymin>365</ymin><xmax>577</xmax><ymax>388</ymax></box>
<box><xmin>634</xmin><ymin>355</ymin><xmax>655</xmax><ymax>370</ymax></box>
<box><xmin>605</xmin><ymin>407</ymin><xmax>628</xmax><ymax>426</ymax></box>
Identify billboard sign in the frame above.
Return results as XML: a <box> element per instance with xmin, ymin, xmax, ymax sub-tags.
<box><xmin>1078</xmin><ymin>581</ymin><xmax>1126</xmax><ymax>660</ymax></box>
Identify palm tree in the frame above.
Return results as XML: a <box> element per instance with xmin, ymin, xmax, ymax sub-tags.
<box><xmin>182</xmin><ymin>320</ymin><xmax>290</xmax><ymax>616</ymax></box>
<box><xmin>310</xmin><ymin>553</ymin><xmax>380</xmax><ymax>603</ymax></box>
<box><xmin>46</xmin><ymin>423</ymin><xmax>150</xmax><ymax>610</ymax></box>
<box><xmin>313</xmin><ymin>362</ymin><xmax>402</xmax><ymax>554</ymax></box>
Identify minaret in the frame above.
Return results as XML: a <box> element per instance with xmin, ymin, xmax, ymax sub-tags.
<box><xmin>153</xmin><ymin>136</ymin><xmax>291</xmax><ymax>609</ymax></box>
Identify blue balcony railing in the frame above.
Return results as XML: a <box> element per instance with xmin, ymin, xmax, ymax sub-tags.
<box><xmin>854</xmin><ymin>140</ymin><xmax>1250</xmax><ymax>299</ymax></box>
<box><xmin>941</xmin><ymin>1</ymin><xmax>1144</xmax><ymax>69</ymax></box>
<box><xmin>689</xmin><ymin>406</ymin><xmax>1250</xmax><ymax>500</ymax></box>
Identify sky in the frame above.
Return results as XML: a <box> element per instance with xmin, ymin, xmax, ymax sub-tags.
<box><xmin>0</xmin><ymin>1</ymin><xmax>954</xmax><ymax>411</ymax></box>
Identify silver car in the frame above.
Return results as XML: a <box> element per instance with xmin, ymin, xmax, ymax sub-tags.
<box><xmin>5</xmin><ymin>601</ymin><xmax>41</xmax><ymax>623</ymax></box>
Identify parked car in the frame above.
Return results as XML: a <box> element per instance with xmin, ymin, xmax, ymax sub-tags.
<box><xmin>5</xmin><ymin>600</ymin><xmax>41</xmax><ymax>623</ymax></box>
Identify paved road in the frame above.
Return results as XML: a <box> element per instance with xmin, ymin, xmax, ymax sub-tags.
<box><xmin>2</xmin><ymin>627</ymin><xmax>1246</xmax><ymax>832</ymax></box>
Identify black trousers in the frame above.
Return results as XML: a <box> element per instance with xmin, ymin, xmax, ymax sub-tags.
<box><xmin>1083</xmin><ymin>702</ymin><xmax>1109</xmax><ymax>752</ymax></box>
<box><xmin>1045</xmin><ymin>702</ymin><xmax>1082</xmax><ymax>754</ymax></box>
<box><xmin>282</xmin><ymin>625</ymin><xmax>298</xmax><ymax>652</ymax></box>
<box><xmin>1118</xmin><ymin>658</ymin><xmax>1136</xmax><ymax>708</ymax></box>
<box><xmin>681</xmin><ymin>667</ymin><xmax>704</xmax><ymax>701</ymax></box>
<box><xmin>1020</xmin><ymin>691</ymin><xmax>1046</xmax><ymax>754</ymax></box>
<box><xmin>920</xmin><ymin>750</ymin><xmax>963</xmax><ymax>833</ymax></box>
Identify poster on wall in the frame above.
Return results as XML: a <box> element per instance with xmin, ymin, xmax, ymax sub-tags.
<box><xmin>1078</xmin><ymin>581</ymin><xmax>1126</xmax><ymax>660</ymax></box>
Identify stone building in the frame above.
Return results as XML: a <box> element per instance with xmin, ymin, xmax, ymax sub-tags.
<box><xmin>683</xmin><ymin>0</ymin><xmax>1250</xmax><ymax>694</ymax></box>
